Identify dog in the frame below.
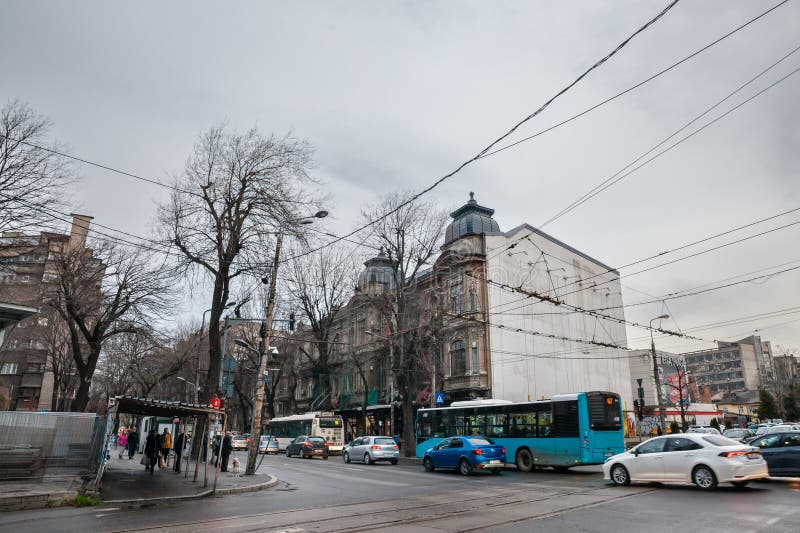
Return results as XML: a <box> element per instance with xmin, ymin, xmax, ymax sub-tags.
<box><xmin>231</xmin><ymin>456</ymin><xmax>241</xmax><ymax>476</ymax></box>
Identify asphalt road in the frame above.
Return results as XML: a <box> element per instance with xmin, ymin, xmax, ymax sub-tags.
<box><xmin>1</xmin><ymin>450</ymin><xmax>798</xmax><ymax>532</ymax></box>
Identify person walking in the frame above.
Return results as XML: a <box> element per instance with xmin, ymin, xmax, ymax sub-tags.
<box><xmin>212</xmin><ymin>434</ymin><xmax>221</xmax><ymax>466</ymax></box>
<box><xmin>144</xmin><ymin>430</ymin><xmax>159</xmax><ymax>474</ymax></box>
<box><xmin>173</xmin><ymin>429</ymin><xmax>185</xmax><ymax>473</ymax></box>
<box><xmin>117</xmin><ymin>430</ymin><xmax>129</xmax><ymax>460</ymax></box>
<box><xmin>220</xmin><ymin>432</ymin><xmax>233</xmax><ymax>472</ymax></box>
<box><xmin>128</xmin><ymin>428</ymin><xmax>140</xmax><ymax>460</ymax></box>
<box><xmin>160</xmin><ymin>428</ymin><xmax>173</xmax><ymax>467</ymax></box>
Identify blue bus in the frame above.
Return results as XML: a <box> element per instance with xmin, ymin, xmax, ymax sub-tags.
<box><xmin>415</xmin><ymin>391</ymin><xmax>624</xmax><ymax>471</ymax></box>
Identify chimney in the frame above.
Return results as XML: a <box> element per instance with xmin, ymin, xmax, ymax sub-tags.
<box><xmin>68</xmin><ymin>213</ymin><xmax>93</xmax><ymax>251</ymax></box>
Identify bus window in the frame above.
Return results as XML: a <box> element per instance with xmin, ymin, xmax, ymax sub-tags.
<box><xmin>451</xmin><ymin>409</ymin><xmax>467</xmax><ymax>435</ymax></box>
<box><xmin>434</xmin><ymin>411</ymin><xmax>450</xmax><ymax>437</ymax></box>
<box><xmin>509</xmin><ymin>412</ymin><xmax>536</xmax><ymax>437</ymax></box>
<box><xmin>537</xmin><ymin>408</ymin><xmax>553</xmax><ymax>437</ymax></box>
<box><xmin>486</xmin><ymin>413</ymin><xmax>506</xmax><ymax>438</ymax></box>
<box><xmin>552</xmin><ymin>401</ymin><xmax>579</xmax><ymax>437</ymax></box>
<box><xmin>466</xmin><ymin>414</ymin><xmax>485</xmax><ymax>436</ymax></box>
<box><xmin>587</xmin><ymin>393</ymin><xmax>622</xmax><ymax>431</ymax></box>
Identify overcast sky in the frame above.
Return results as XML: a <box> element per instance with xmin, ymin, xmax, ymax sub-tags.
<box><xmin>2</xmin><ymin>1</ymin><xmax>798</xmax><ymax>354</ymax></box>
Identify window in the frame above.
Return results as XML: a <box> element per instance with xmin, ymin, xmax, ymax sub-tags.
<box><xmin>781</xmin><ymin>433</ymin><xmax>800</xmax><ymax>447</ymax></box>
<box><xmin>552</xmin><ymin>401</ymin><xmax>579</xmax><ymax>437</ymax></box>
<box><xmin>486</xmin><ymin>413</ymin><xmax>506</xmax><ymax>438</ymax></box>
<box><xmin>537</xmin><ymin>408</ymin><xmax>553</xmax><ymax>437</ymax></box>
<box><xmin>753</xmin><ymin>434</ymin><xmax>781</xmax><ymax>449</ymax></box>
<box><xmin>508</xmin><ymin>411</ymin><xmax>536</xmax><ymax>438</ymax></box>
<box><xmin>450</xmin><ymin>284</ymin><xmax>462</xmax><ymax>315</ymax></box>
<box><xmin>450</xmin><ymin>438</ymin><xmax>464</xmax><ymax>448</ymax></box>
<box><xmin>471</xmin><ymin>345</ymin><xmax>479</xmax><ymax>373</ymax></box>
<box><xmin>666</xmin><ymin>437</ymin><xmax>702</xmax><ymax>452</ymax></box>
<box><xmin>1</xmin><ymin>362</ymin><xmax>19</xmax><ymax>375</ymax></box>
<box><xmin>450</xmin><ymin>340</ymin><xmax>466</xmax><ymax>376</ymax></box>
<box><xmin>636</xmin><ymin>438</ymin><xmax>666</xmax><ymax>454</ymax></box>
<box><xmin>469</xmin><ymin>287</ymin><xmax>477</xmax><ymax>314</ymax></box>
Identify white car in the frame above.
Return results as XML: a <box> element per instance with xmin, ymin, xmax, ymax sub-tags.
<box><xmin>603</xmin><ymin>433</ymin><xmax>768</xmax><ymax>490</ymax></box>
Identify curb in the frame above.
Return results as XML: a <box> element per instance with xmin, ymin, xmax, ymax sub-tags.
<box><xmin>102</xmin><ymin>474</ymin><xmax>278</xmax><ymax>507</ymax></box>
<box><xmin>0</xmin><ymin>491</ymin><xmax>77</xmax><ymax>513</ymax></box>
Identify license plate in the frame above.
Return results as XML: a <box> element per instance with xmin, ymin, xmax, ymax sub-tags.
<box><xmin>746</xmin><ymin>452</ymin><xmax>759</xmax><ymax>459</ymax></box>
<box><xmin>489</xmin><ymin>460</ymin><xmax>501</xmax><ymax>464</ymax></box>
<box><xmin>604</xmin><ymin>452</ymin><xmax>613</xmax><ymax>457</ymax></box>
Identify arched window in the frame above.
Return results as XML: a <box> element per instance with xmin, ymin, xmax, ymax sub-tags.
<box><xmin>450</xmin><ymin>340</ymin><xmax>466</xmax><ymax>376</ymax></box>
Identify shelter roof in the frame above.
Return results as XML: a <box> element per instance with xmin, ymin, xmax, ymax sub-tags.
<box><xmin>109</xmin><ymin>396</ymin><xmax>224</xmax><ymax>418</ymax></box>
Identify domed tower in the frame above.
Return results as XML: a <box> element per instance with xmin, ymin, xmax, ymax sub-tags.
<box><xmin>356</xmin><ymin>248</ymin><xmax>396</xmax><ymax>294</ymax></box>
<box><xmin>443</xmin><ymin>192</ymin><xmax>501</xmax><ymax>251</ymax></box>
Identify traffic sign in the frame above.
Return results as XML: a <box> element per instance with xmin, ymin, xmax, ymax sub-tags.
<box><xmin>435</xmin><ymin>392</ymin><xmax>445</xmax><ymax>406</ymax></box>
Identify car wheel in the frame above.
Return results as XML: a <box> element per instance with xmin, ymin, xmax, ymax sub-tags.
<box><xmin>731</xmin><ymin>481</ymin><xmax>750</xmax><ymax>488</ymax></box>
<box><xmin>300</xmin><ymin>449</ymin><xmax>306</xmax><ymax>459</ymax></box>
<box><xmin>692</xmin><ymin>465</ymin><xmax>718</xmax><ymax>490</ymax></box>
<box><xmin>390</xmin><ymin>459</ymin><xmax>398</xmax><ymax>465</ymax></box>
<box><xmin>423</xmin><ymin>456</ymin><xmax>435</xmax><ymax>472</ymax></box>
<box><xmin>286</xmin><ymin>449</ymin><xmax>291</xmax><ymax>457</ymax></box>
<box><xmin>458</xmin><ymin>459</ymin><xmax>472</xmax><ymax>476</ymax></box>
<box><xmin>343</xmin><ymin>452</ymin><xmax>351</xmax><ymax>464</ymax></box>
<box><xmin>610</xmin><ymin>464</ymin><xmax>630</xmax><ymax>486</ymax></box>
<box><xmin>323</xmin><ymin>455</ymin><xmax>328</xmax><ymax>460</ymax></box>
<box><xmin>515</xmin><ymin>448</ymin><xmax>534</xmax><ymax>473</ymax></box>
<box><xmin>364</xmin><ymin>453</ymin><xmax>372</xmax><ymax>465</ymax></box>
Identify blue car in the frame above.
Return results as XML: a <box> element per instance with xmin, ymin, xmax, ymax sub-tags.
<box><xmin>423</xmin><ymin>436</ymin><xmax>506</xmax><ymax>475</ymax></box>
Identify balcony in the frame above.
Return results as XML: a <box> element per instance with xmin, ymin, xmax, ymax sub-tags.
<box><xmin>444</xmin><ymin>373</ymin><xmax>488</xmax><ymax>392</ymax></box>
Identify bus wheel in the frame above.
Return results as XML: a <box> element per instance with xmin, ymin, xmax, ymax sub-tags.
<box><xmin>516</xmin><ymin>448</ymin><xmax>534</xmax><ymax>473</ymax></box>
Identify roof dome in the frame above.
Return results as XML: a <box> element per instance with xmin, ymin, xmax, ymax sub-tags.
<box><xmin>357</xmin><ymin>248</ymin><xmax>396</xmax><ymax>292</ymax></box>
<box><xmin>444</xmin><ymin>192</ymin><xmax>501</xmax><ymax>245</ymax></box>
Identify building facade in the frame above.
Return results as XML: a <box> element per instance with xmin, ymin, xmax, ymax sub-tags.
<box><xmin>684</xmin><ymin>335</ymin><xmax>774</xmax><ymax>396</ymax></box>
<box><xmin>0</xmin><ymin>214</ymin><xmax>95</xmax><ymax>411</ymax></box>
<box><xmin>274</xmin><ymin>193</ymin><xmax>634</xmax><ymax>434</ymax></box>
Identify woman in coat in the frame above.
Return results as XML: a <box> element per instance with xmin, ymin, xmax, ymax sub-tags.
<box><xmin>117</xmin><ymin>430</ymin><xmax>128</xmax><ymax>459</ymax></box>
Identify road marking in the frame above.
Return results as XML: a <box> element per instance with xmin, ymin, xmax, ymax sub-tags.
<box><xmin>262</xmin><ymin>528</ymin><xmax>304</xmax><ymax>533</ymax></box>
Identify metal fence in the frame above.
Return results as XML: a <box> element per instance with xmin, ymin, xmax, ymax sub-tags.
<box><xmin>0</xmin><ymin>411</ymin><xmax>106</xmax><ymax>479</ymax></box>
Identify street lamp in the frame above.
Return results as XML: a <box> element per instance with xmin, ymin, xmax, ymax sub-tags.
<box><xmin>176</xmin><ymin>376</ymin><xmax>199</xmax><ymax>403</ymax></box>
<box><xmin>650</xmin><ymin>314</ymin><xmax>669</xmax><ymax>433</ymax></box>
<box><xmin>246</xmin><ymin>209</ymin><xmax>327</xmax><ymax>476</ymax></box>
<box><xmin>365</xmin><ymin>330</ymin><xmax>394</xmax><ymax>438</ymax></box>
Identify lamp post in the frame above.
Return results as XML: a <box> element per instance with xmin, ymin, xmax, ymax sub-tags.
<box><xmin>246</xmin><ymin>210</ymin><xmax>327</xmax><ymax>476</ymax></box>
<box><xmin>176</xmin><ymin>376</ymin><xmax>199</xmax><ymax>403</ymax></box>
<box><xmin>650</xmin><ymin>314</ymin><xmax>669</xmax><ymax>433</ymax></box>
<box><xmin>197</xmin><ymin>301</ymin><xmax>236</xmax><ymax>404</ymax></box>
<box><xmin>365</xmin><ymin>330</ymin><xmax>394</xmax><ymax>437</ymax></box>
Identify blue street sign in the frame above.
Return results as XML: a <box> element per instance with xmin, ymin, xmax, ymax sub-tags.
<box><xmin>435</xmin><ymin>392</ymin><xmax>445</xmax><ymax>406</ymax></box>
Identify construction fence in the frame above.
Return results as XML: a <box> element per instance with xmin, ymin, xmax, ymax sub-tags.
<box><xmin>0</xmin><ymin>411</ymin><xmax>106</xmax><ymax>480</ymax></box>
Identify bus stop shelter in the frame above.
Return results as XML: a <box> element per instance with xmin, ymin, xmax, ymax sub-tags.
<box><xmin>94</xmin><ymin>396</ymin><xmax>227</xmax><ymax>492</ymax></box>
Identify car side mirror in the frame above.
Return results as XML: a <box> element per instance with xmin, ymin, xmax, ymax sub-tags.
<box><xmin>632</xmin><ymin>449</ymin><xmax>639</xmax><ymax>457</ymax></box>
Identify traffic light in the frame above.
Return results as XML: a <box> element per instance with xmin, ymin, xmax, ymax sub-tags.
<box><xmin>288</xmin><ymin>313</ymin><xmax>296</xmax><ymax>331</ymax></box>
<box><xmin>211</xmin><ymin>396</ymin><xmax>221</xmax><ymax>409</ymax></box>
<box><xmin>634</xmin><ymin>399</ymin><xmax>644</xmax><ymax>421</ymax></box>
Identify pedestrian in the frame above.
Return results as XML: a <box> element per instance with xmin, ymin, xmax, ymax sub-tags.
<box><xmin>118</xmin><ymin>430</ymin><xmax>129</xmax><ymax>459</ymax></box>
<box><xmin>656</xmin><ymin>425</ymin><xmax>663</xmax><ymax>436</ymax></box>
<box><xmin>174</xmin><ymin>429</ymin><xmax>185</xmax><ymax>473</ymax></box>
<box><xmin>144</xmin><ymin>430</ymin><xmax>159</xmax><ymax>474</ymax></box>
<box><xmin>160</xmin><ymin>428</ymin><xmax>173</xmax><ymax>466</ymax></box>
<box><xmin>128</xmin><ymin>427</ymin><xmax>140</xmax><ymax>459</ymax></box>
<box><xmin>212</xmin><ymin>434</ymin><xmax>221</xmax><ymax>466</ymax></box>
<box><xmin>220</xmin><ymin>432</ymin><xmax>233</xmax><ymax>472</ymax></box>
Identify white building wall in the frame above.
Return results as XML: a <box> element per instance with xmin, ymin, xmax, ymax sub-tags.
<box><xmin>485</xmin><ymin>226</ymin><xmax>633</xmax><ymax>407</ymax></box>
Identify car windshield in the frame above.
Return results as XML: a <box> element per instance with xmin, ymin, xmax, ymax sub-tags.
<box><xmin>701</xmin><ymin>435</ymin><xmax>742</xmax><ymax>447</ymax></box>
<box><xmin>466</xmin><ymin>437</ymin><xmax>493</xmax><ymax>446</ymax></box>
<box><xmin>723</xmin><ymin>430</ymin><xmax>743</xmax><ymax>437</ymax></box>
<box><xmin>308</xmin><ymin>437</ymin><xmax>325</xmax><ymax>443</ymax></box>
<box><xmin>375</xmin><ymin>438</ymin><xmax>395</xmax><ymax>445</ymax></box>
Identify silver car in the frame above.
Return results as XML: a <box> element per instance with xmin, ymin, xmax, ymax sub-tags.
<box><xmin>343</xmin><ymin>436</ymin><xmax>399</xmax><ymax>465</ymax></box>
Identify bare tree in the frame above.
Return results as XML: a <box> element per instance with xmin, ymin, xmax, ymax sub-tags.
<box><xmin>361</xmin><ymin>192</ymin><xmax>447</xmax><ymax>455</ymax></box>
<box><xmin>284</xmin><ymin>244</ymin><xmax>356</xmax><ymax>410</ymax></box>
<box><xmin>0</xmin><ymin>99</ymin><xmax>72</xmax><ymax>233</ymax></box>
<box><xmin>157</xmin><ymin>125</ymin><xmax>317</xmax><ymax>405</ymax></box>
<box><xmin>47</xmin><ymin>242</ymin><xmax>172</xmax><ymax>411</ymax></box>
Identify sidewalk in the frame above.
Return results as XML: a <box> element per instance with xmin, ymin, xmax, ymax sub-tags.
<box><xmin>98</xmin><ymin>451</ymin><xmax>277</xmax><ymax>505</ymax></box>
<box><xmin>0</xmin><ymin>476</ymin><xmax>86</xmax><ymax>512</ymax></box>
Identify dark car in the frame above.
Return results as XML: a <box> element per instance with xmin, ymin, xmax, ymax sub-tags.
<box><xmin>285</xmin><ymin>435</ymin><xmax>329</xmax><ymax>459</ymax></box>
<box><xmin>423</xmin><ymin>436</ymin><xmax>506</xmax><ymax>475</ymax></box>
<box><xmin>750</xmin><ymin>431</ymin><xmax>800</xmax><ymax>477</ymax></box>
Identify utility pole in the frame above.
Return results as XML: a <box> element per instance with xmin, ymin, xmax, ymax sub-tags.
<box><xmin>245</xmin><ymin>232</ymin><xmax>282</xmax><ymax>476</ymax></box>
<box><xmin>650</xmin><ymin>314</ymin><xmax>669</xmax><ymax>433</ymax></box>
